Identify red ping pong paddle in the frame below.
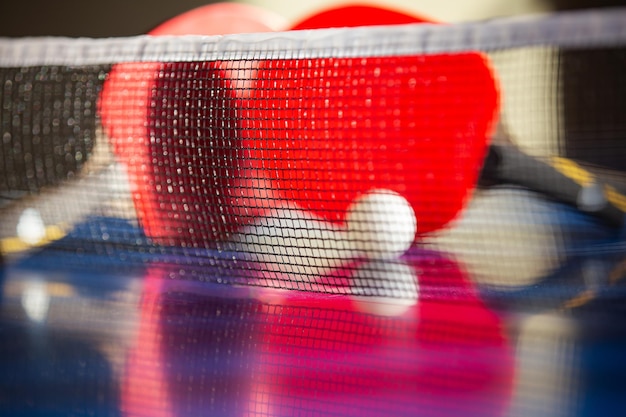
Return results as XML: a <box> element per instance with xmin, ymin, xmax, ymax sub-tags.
<box><xmin>293</xmin><ymin>5</ymin><xmax>626</xmax><ymax>232</ymax></box>
<box><xmin>99</xmin><ymin>3</ymin><xmax>286</xmax><ymax>246</ymax></box>
<box><xmin>240</xmin><ymin>4</ymin><xmax>499</xmax><ymax>236</ymax></box>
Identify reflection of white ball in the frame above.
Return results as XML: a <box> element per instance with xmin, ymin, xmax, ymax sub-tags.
<box><xmin>345</xmin><ymin>189</ymin><xmax>417</xmax><ymax>260</ymax></box>
<box><xmin>350</xmin><ymin>260</ymin><xmax>418</xmax><ymax>317</ymax></box>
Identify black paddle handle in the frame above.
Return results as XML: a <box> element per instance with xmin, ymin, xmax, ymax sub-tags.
<box><xmin>479</xmin><ymin>144</ymin><xmax>626</xmax><ymax>229</ymax></box>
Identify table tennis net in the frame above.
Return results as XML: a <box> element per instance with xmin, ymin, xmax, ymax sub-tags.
<box><xmin>1</xmin><ymin>7</ymin><xmax>625</xmax><ymax>299</ymax></box>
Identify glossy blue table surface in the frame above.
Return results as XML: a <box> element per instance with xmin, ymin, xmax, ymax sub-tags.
<box><xmin>1</xmin><ymin>198</ymin><xmax>625</xmax><ymax>417</ymax></box>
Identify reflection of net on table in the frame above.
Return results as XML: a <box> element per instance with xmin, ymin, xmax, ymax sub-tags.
<box><xmin>1</xmin><ymin>8</ymin><xmax>626</xmax><ymax>417</ymax></box>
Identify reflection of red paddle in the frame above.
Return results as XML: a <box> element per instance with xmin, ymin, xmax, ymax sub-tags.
<box><xmin>122</xmin><ymin>252</ymin><xmax>513</xmax><ymax>417</ymax></box>
<box><xmin>241</xmin><ymin>4</ymin><xmax>499</xmax><ymax>236</ymax></box>
<box><xmin>256</xmin><ymin>252</ymin><xmax>514</xmax><ymax>417</ymax></box>
<box><xmin>122</xmin><ymin>267</ymin><xmax>263</xmax><ymax>417</ymax></box>
<box><xmin>99</xmin><ymin>3</ymin><xmax>286</xmax><ymax>246</ymax></box>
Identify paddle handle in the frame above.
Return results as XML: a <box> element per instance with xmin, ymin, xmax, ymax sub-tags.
<box><xmin>479</xmin><ymin>144</ymin><xmax>626</xmax><ymax>228</ymax></box>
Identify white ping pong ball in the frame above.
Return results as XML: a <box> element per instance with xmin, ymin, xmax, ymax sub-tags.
<box><xmin>345</xmin><ymin>189</ymin><xmax>417</xmax><ymax>260</ymax></box>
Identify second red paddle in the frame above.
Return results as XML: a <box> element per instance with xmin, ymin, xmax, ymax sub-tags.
<box><xmin>241</xmin><ymin>4</ymin><xmax>499</xmax><ymax>239</ymax></box>
<box><xmin>99</xmin><ymin>3</ymin><xmax>286</xmax><ymax>247</ymax></box>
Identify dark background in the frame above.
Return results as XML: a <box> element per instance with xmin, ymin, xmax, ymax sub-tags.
<box><xmin>0</xmin><ymin>0</ymin><xmax>220</xmax><ymax>37</ymax></box>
